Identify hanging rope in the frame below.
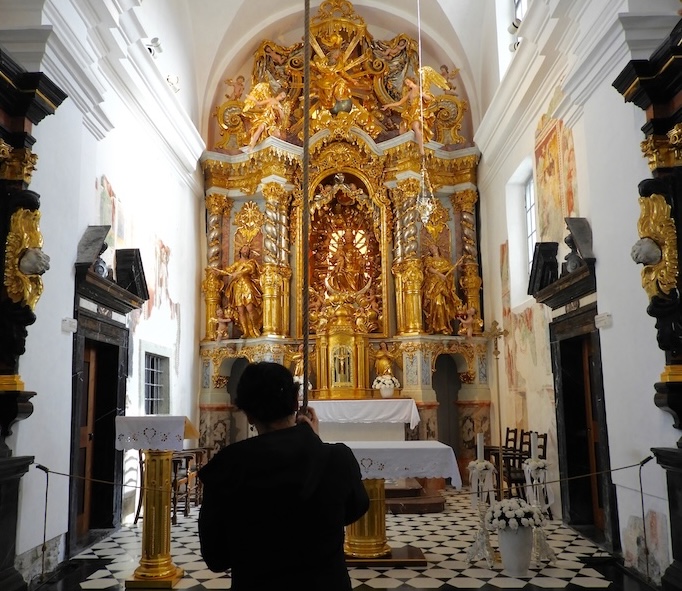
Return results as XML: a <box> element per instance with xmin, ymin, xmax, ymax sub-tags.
<box><xmin>416</xmin><ymin>0</ymin><xmax>427</xmax><ymax>173</ymax></box>
<box><xmin>301</xmin><ymin>0</ymin><xmax>311</xmax><ymax>413</ymax></box>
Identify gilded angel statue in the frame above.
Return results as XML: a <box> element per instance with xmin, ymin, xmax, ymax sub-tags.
<box><xmin>242</xmin><ymin>82</ymin><xmax>290</xmax><ymax>151</ymax></box>
<box><xmin>369</xmin><ymin>341</ymin><xmax>401</xmax><ymax>377</ymax></box>
<box><xmin>381</xmin><ymin>65</ymin><xmax>450</xmax><ymax>154</ymax></box>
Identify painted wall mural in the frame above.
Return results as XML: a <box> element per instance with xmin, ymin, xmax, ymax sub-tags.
<box><xmin>534</xmin><ymin>117</ymin><xmax>578</xmax><ymax>242</ymax></box>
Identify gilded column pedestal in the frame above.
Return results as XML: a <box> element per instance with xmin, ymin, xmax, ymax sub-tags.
<box><xmin>344</xmin><ymin>479</ymin><xmax>390</xmax><ymax>558</ymax></box>
<box><xmin>126</xmin><ymin>450</ymin><xmax>183</xmax><ymax>588</ymax></box>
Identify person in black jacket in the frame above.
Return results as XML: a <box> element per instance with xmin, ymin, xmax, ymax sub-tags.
<box><xmin>198</xmin><ymin>361</ymin><xmax>370</xmax><ymax>591</ymax></box>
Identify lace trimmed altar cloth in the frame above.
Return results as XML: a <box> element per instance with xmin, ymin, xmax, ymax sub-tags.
<box><xmin>115</xmin><ymin>416</ymin><xmax>198</xmax><ymax>451</ymax></box>
<box><xmin>309</xmin><ymin>398</ymin><xmax>420</xmax><ymax>429</ymax></box>
<box><xmin>343</xmin><ymin>440</ymin><xmax>462</xmax><ymax>487</ymax></box>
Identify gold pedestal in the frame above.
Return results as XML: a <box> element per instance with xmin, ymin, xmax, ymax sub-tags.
<box><xmin>126</xmin><ymin>450</ymin><xmax>184</xmax><ymax>589</ymax></box>
<box><xmin>344</xmin><ymin>479</ymin><xmax>391</xmax><ymax>558</ymax></box>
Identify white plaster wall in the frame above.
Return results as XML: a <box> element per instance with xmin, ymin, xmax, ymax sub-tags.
<box><xmin>5</xmin><ymin>0</ymin><xmax>204</xmax><ymax>560</ymax></box>
<box><xmin>476</xmin><ymin>0</ymin><xmax>681</xmax><ymax>563</ymax></box>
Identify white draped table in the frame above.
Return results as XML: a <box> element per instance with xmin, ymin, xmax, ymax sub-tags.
<box><xmin>309</xmin><ymin>398</ymin><xmax>420</xmax><ymax>441</ymax></box>
<box><xmin>340</xmin><ymin>440</ymin><xmax>461</xmax><ymax>564</ymax></box>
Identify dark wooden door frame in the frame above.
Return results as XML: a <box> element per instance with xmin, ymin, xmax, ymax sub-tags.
<box><xmin>550</xmin><ymin>302</ymin><xmax>619</xmax><ymax>552</ymax></box>
<box><xmin>68</xmin><ymin>308</ymin><xmax>129</xmax><ymax>557</ymax></box>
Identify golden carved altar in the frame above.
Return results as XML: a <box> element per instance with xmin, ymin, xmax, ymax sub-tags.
<box><xmin>200</xmin><ymin>0</ymin><xmax>485</xmax><ymax>406</ymax></box>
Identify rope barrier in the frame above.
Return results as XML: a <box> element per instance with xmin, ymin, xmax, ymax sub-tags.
<box><xmin>31</xmin><ymin>455</ymin><xmax>655</xmax><ymax>503</ymax></box>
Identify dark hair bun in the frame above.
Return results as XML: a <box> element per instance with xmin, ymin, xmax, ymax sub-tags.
<box><xmin>235</xmin><ymin>362</ymin><xmax>298</xmax><ymax>423</ymax></box>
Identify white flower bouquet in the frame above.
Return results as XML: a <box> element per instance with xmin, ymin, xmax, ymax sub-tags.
<box><xmin>485</xmin><ymin>497</ymin><xmax>544</xmax><ymax>531</ymax></box>
<box><xmin>372</xmin><ymin>374</ymin><xmax>401</xmax><ymax>389</ymax></box>
<box><xmin>523</xmin><ymin>457</ymin><xmax>548</xmax><ymax>471</ymax></box>
<box><xmin>468</xmin><ymin>459</ymin><xmax>494</xmax><ymax>472</ymax></box>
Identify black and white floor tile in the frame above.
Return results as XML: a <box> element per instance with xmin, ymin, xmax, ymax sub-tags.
<box><xmin>37</xmin><ymin>489</ymin><xmax>650</xmax><ymax>590</ymax></box>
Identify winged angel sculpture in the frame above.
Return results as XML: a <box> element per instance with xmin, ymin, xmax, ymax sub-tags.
<box><xmin>241</xmin><ymin>82</ymin><xmax>291</xmax><ymax>151</ymax></box>
<box><xmin>382</xmin><ymin>66</ymin><xmax>450</xmax><ymax>154</ymax></box>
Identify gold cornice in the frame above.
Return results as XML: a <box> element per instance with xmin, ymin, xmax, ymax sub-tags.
<box><xmin>202</xmin><ymin>149</ymin><xmax>298</xmax><ymax>193</ymax></box>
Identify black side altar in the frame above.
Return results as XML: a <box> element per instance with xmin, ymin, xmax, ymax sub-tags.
<box><xmin>0</xmin><ymin>47</ymin><xmax>66</xmax><ymax>591</ymax></box>
<box><xmin>614</xmin><ymin>17</ymin><xmax>682</xmax><ymax>591</ymax></box>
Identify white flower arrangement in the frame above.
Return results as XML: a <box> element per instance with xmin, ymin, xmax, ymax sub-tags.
<box><xmin>485</xmin><ymin>497</ymin><xmax>544</xmax><ymax>531</ymax></box>
<box><xmin>372</xmin><ymin>374</ymin><xmax>401</xmax><ymax>389</ymax></box>
<box><xmin>523</xmin><ymin>458</ymin><xmax>548</xmax><ymax>471</ymax></box>
<box><xmin>468</xmin><ymin>459</ymin><xmax>494</xmax><ymax>472</ymax></box>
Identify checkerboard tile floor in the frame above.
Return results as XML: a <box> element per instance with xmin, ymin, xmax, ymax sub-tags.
<box><xmin>44</xmin><ymin>489</ymin><xmax>639</xmax><ymax>590</ymax></box>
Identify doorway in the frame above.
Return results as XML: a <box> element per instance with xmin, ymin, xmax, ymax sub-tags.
<box><xmin>551</xmin><ymin>303</ymin><xmax>618</xmax><ymax>551</ymax></box>
<box><xmin>69</xmin><ymin>310</ymin><xmax>129</xmax><ymax>556</ymax></box>
<box><xmin>433</xmin><ymin>355</ymin><xmax>461</xmax><ymax>451</ymax></box>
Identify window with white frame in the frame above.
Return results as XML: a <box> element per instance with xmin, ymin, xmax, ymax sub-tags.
<box><xmin>505</xmin><ymin>158</ymin><xmax>535</xmax><ymax>307</ymax></box>
<box><xmin>524</xmin><ymin>175</ymin><xmax>537</xmax><ymax>275</ymax></box>
<box><xmin>144</xmin><ymin>352</ymin><xmax>170</xmax><ymax>414</ymax></box>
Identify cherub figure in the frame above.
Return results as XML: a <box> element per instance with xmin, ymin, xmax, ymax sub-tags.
<box><xmin>457</xmin><ymin>307</ymin><xmax>481</xmax><ymax>338</ymax></box>
<box><xmin>224</xmin><ymin>75</ymin><xmax>245</xmax><ymax>101</ymax></box>
<box><xmin>439</xmin><ymin>64</ymin><xmax>460</xmax><ymax>95</ymax></box>
<box><xmin>212</xmin><ymin>306</ymin><xmax>232</xmax><ymax>340</ymax></box>
<box><xmin>242</xmin><ymin>83</ymin><xmax>289</xmax><ymax>151</ymax></box>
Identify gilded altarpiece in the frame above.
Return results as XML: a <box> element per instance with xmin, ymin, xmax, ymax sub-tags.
<box><xmin>199</xmin><ymin>0</ymin><xmax>492</xmax><ymax>452</ymax></box>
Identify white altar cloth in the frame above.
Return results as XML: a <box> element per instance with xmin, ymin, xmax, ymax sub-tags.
<box><xmin>343</xmin><ymin>440</ymin><xmax>462</xmax><ymax>487</ymax></box>
<box><xmin>309</xmin><ymin>398</ymin><xmax>420</xmax><ymax>429</ymax></box>
<box><xmin>115</xmin><ymin>416</ymin><xmax>186</xmax><ymax>451</ymax></box>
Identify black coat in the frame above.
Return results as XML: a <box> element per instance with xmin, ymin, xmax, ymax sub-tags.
<box><xmin>198</xmin><ymin>423</ymin><xmax>370</xmax><ymax>591</ymax></box>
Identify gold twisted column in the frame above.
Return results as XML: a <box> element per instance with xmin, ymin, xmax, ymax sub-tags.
<box><xmin>203</xmin><ymin>193</ymin><xmax>232</xmax><ymax>340</ymax></box>
<box><xmin>262</xmin><ymin>182</ymin><xmax>290</xmax><ymax>336</ymax></box>
<box><xmin>344</xmin><ymin>479</ymin><xmax>390</xmax><ymax>558</ymax></box>
<box><xmin>452</xmin><ymin>188</ymin><xmax>482</xmax><ymax>325</ymax></box>
<box><xmin>127</xmin><ymin>450</ymin><xmax>183</xmax><ymax>588</ymax></box>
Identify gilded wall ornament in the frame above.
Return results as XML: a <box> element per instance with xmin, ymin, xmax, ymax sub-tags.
<box><xmin>233</xmin><ymin>201</ymin><xmax>265</xmax><ymax>246</ymax></box>
<box><xmin>635</xmin><ymin>192</ymin><xmax>678</xmax><ymax>299</ymax></box>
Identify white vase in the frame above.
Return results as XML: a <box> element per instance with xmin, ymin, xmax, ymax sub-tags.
<box><xmin>379</xmin><ymin>386</ymin><xmax>394</xmax><ymax>398</ymax></box>
<box><xmin>497</xmin><ymin>526</ymin><xmax>533</xmax><ymax>577</ymax></box>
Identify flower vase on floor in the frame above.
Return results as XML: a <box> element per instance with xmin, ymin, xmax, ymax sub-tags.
<box><xmin>485</xmin><ymin>497</ymin><xmax>544</xmax><ymax>577</ymax></box>
<box><xmin>497</xmin><ymin>526</ymin><xmax>533</xmax><ymax>577</ymax></box>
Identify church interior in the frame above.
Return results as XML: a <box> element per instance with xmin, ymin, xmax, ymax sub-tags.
<box><xmin>2</xmin><ymin>0</ymin><xmax>682</xmax><ymax>590</ymax></box>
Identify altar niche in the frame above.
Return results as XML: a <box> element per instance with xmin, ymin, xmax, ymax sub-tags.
<box><xmin>310</xmin><ymin>172</ymin><xmax>381</xmax><ymax>399</ymax></box>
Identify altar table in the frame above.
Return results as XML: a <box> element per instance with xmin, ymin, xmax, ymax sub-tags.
<box><xmin>309</xmin><ymin>398</ymin><xmax>420</xmax><ymax>441</ymax></box>
<box><xmin>341</xmin><ymin>440</ymin><xmax>461</xmax><ymax>564</ymax></box>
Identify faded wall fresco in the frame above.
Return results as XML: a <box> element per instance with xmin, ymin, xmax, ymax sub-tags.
<box><xmin>500</xmin><ymin>241</ymin><xmax>560</xmax><ymax>513</ymax></box>
<box><xmin>534</xmin><ymin>117</ymin><xmax>578</xmax><ymax>242</ymax></box>
<box><xmin>623</xmin><ymin>511</ymin><xmax>670</xmax><ymax>586</ymax></box>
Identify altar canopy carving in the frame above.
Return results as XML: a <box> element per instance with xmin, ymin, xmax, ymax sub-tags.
<box><xmin>213</xmin><ymin>0</ymin><xmax>468</xmax><ymax>151</ymax></box>
<box><xmin>202</xmin><ymin>0</ymin><xmax>483</xmax><ymax>401</ymax></box>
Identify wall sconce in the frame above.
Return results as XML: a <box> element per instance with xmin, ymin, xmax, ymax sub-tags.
<box><xmin>507</xmin><ymin>18</ymin><xmax>522</xmax><ymax>34</ymax></box>
<box><xmin>146</xmin><ymin>37</ymin><xmax>163</xmax><ymax>58</ymax></box>
<box><xmin>166</xmin><ymin>75</ymin><xmax>180</xmax><ymax>93</ymax></box>
<box><xmin>508</xmin><ymin>18</ymin><xmax>522</xmax><ymax>52</ymax></box>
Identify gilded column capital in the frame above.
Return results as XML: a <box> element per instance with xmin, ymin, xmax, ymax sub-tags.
<box><xmin>451</xmin><ymin>188</ymin><xmax>478</xmax><ymax>214</ymax></box>
<box><xmin>0</xmin><ymin>145</ymin><xmax>38</xmax><ymax>184</ymax></box>
<box><xmin>262</xmin><ymin>182</ymin><xmax>289</xmax><ymax>203</ymax></box>
<box><xmin>396</xmin><ymin>177</ymin><xmax>421</xmax><ymax>198</ymax></box>
<box><xmin>205</xmin><ymin>192</ymin><xmax>232</xmax><ymax>215</ymax></box>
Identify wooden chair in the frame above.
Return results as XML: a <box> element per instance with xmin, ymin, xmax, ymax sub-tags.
<box><xmin>503</xmin><ymin>430</ymin><xmax>549</xmax><ymax>500</ymax></box>
<box><xmin>134</xmin><ymin>449</ymin><xmax>145</xmax><ymax>525</ymax></box>
<box><xmin>171</xmin><ymin>452</ymin><xmax>198</xmax><ymax>524</ymax></box>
